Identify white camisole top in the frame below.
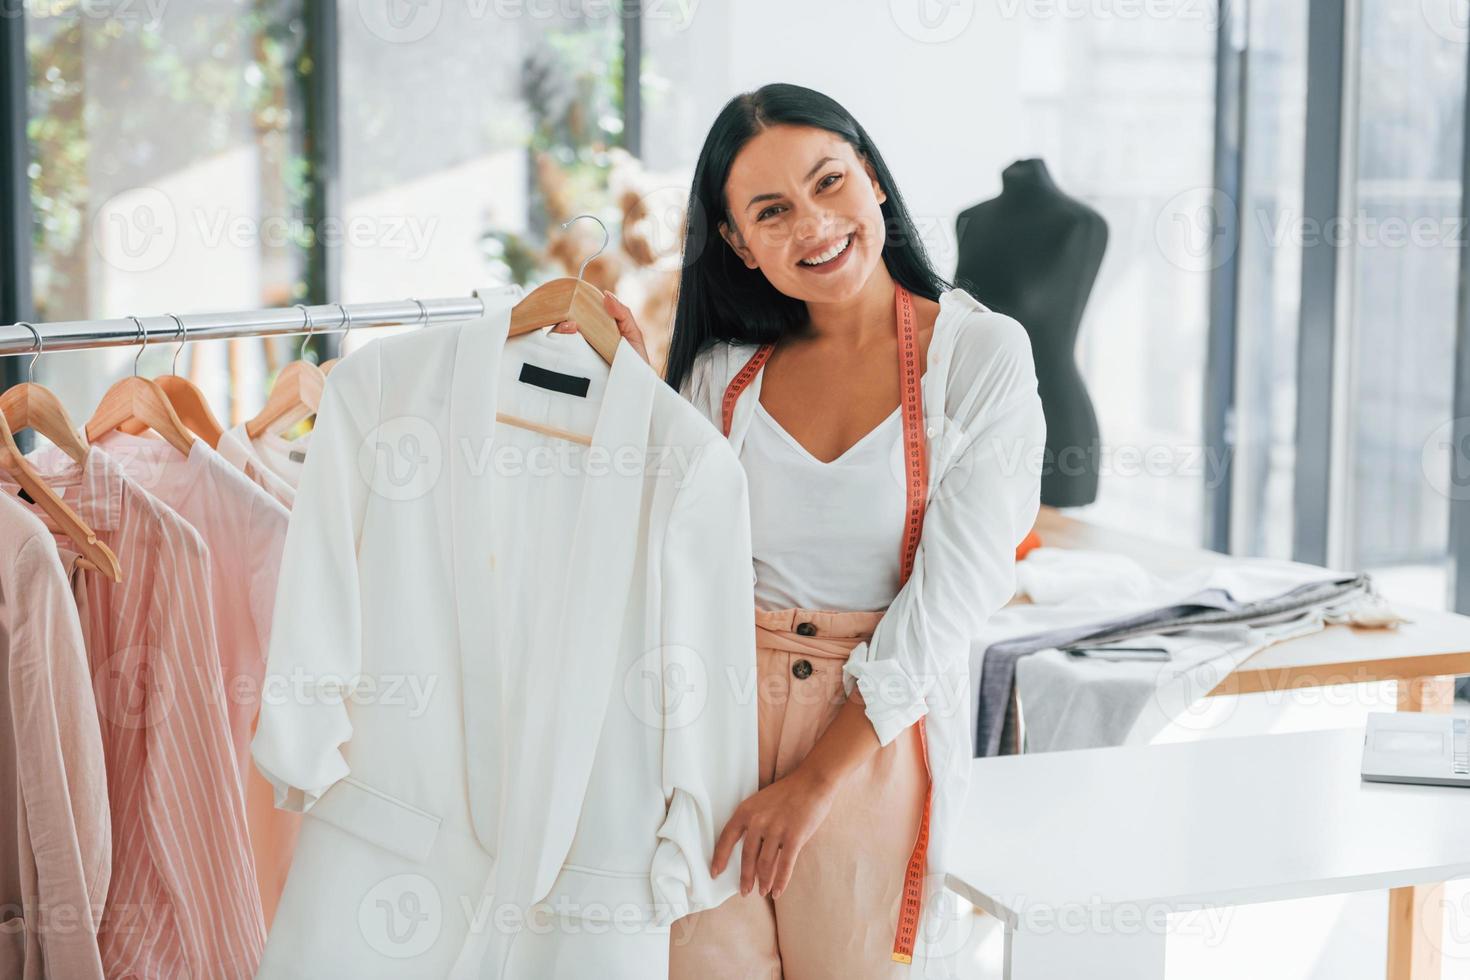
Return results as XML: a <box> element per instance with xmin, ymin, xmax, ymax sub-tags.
<box><xmin>739</xmin><ymin>397</ymin><xmax>911</xmax><ymax>612</ymax></box>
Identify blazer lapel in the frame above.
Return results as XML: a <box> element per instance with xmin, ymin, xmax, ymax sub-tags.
<box><xmin>512</xmin><ymin>337</ymin><xmax>655</xmax><ymax>905</ymax></box>
<box><xmin>449</xmin><ymin>301</ymin><xmax>513</xmax><ymax>859</ymax></box>
<box><xmin>449</xmin><ymin>311</ymin><xmax>655</xmax><ymax>910</ymax></box>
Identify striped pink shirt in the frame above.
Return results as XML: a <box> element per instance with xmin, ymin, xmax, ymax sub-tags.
<box><xmin>3</xmin><ymin>447</ymin><xmax>265</xmax><ymax>979</ymax></box>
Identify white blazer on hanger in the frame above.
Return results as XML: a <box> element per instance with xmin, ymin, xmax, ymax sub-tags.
<box><xmin>251</xmin><ymin>286</ymin><xmax>758</xmax><ymax>979</ymax></box>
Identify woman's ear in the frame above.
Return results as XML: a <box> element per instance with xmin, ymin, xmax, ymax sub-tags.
<box><xmin>865</xmin><ymin>162</ymin><xmax>888</xmax><ymax>205</ymax></box>
<box><xmin>718</xmin><ymin>219</ymin><xmax>760</xmax><ymax>270</ymax></box>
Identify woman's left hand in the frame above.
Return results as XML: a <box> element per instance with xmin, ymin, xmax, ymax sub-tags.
<box><xmin>710</xmin><ymin>768</ymin><xmax>841</xmax><ymax>901</ymax></box>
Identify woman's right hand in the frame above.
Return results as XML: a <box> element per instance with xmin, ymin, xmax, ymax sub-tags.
<box><xmin>550</xmin><ymin>290</ymin><xmax>650</xmax><ymax>365</ymax></box>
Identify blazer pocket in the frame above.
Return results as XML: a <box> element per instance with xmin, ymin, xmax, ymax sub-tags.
<box><xmin>306</xmin><ymin>774</ymin><xmax>442</xmax><ymax>863</ymax></box>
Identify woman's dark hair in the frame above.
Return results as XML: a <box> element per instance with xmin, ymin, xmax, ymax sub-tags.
<box><xmin>663</xmin><ymin>82</ymin><xmax>951</xmax><ymax>395</ymax></box>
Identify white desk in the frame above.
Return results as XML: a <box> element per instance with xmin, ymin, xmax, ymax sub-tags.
<box><xmin>1032</xmin><ymin>507</ymin><xmax>1470</xmax><ymax>978</ymax></box>
<box><xmin>945</xmin><ymin>728</ymin><xmax>1470</xmax><ymax>979</ymax></box>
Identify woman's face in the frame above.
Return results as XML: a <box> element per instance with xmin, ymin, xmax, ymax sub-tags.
<box><xmin>718</xmin><ymin>124</ymin><xmax>888</xmax><ymax>305</ymax></box>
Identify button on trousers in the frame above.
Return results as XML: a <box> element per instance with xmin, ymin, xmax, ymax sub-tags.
<box><xmin>668</xmin><ymin>606</ymin><xmax>928</xmax><ymax>980</ymax></box>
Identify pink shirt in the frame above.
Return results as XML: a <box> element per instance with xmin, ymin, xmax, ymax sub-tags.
<box><xmin>0</xmin><ymin>493</ymin><xmax>109</xmax><ymax>980</ymax></box>
<box><xmin>76</xmin><ymin>432</ymin><xmax>299</xmax><ymax>926</ymax></box>
<box><xmin>2</xmin><ymin>447</ymin><xmax>266</xmax><ymax>979</ymax></box>
<box><xmin>216</xmin><ymin>424</ymin><xmax>305</xmax><ymax>509</ymax></box>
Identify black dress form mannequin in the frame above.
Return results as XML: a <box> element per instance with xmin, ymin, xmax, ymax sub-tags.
<box><xmin>954</xmin><ymin>158</ymin><xmax>1107</xmax><ymax>508</ymax></box>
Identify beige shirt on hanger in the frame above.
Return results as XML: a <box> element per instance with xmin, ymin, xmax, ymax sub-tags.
<box><xmin>0</xmin><ymin>492</ymin><xmax>110</xmax><ymax>980</ymax></box>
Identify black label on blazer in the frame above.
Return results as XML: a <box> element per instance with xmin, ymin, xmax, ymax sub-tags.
<box><xmin>16</xmin><ymin>486</ymin><xmax>35</xmax><ymax>505</ymax></box>
<box><xmin>518</xmin><ymin>362</ymin><xmax>590</xmax><ymax>398</ymax></box>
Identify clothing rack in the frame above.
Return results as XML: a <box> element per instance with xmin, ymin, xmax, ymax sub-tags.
<box><xmin>0</xmin><ymin>293</ymin><xmax>499</xmax><ymax>357</ymax></box>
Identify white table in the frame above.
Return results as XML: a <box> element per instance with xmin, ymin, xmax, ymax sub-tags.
<box><xmin>945</xmin><ymin>728</ymin><xmax>1470</xmax><ymax>979</ymax></box>
<box><xmin>1031</xmin><ymin>507</ymin><xmax>1470</xmax><ymax>978</ymax></box>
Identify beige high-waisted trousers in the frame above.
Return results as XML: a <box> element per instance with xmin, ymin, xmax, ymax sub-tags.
<box><xmin>668</xmin><ymin>606</ymin><xmax>928</xmax><ymax>980</ymax></box>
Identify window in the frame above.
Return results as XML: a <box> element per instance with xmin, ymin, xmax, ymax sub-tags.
<box><xmin>26</xmin><ymin>0</ymin><xmax>307</xmax><ymax>419</ymax></box>
<box><xmin>1344</xmin><ymin>0</ymin><xmax>1465</xmax><ymax>608</ymax></box>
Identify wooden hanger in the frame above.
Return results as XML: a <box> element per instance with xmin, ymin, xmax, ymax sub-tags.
<box><xmin>498</xmin><ymin>216</ymin><xmax>620</xmax><ymax>444</ymax></box>
<box><xmin>245</xmin><ymin>304</ymin><xmax>325</xmax><ymax>439</ymax></box>
<box><xmin>85</xmin><ymin>316</ymin><xmax>198</xmax><ymax>457</ymax></box>
<box><xmin>507</xmin><ymin>213</ymin><xmax>622</xmax><ymax>364</ymax></box>
<box><xmin>117</xmin><ymin>313</ymin><xmax>226</xmax><ymax>449</ymax></box>
<box><xmin>0</xmin><ymin>396</ymin><xmax>121</xmax><ymax>581</ymax></box>
<box><xmin>0</xmin><ymin>323</ymin><xmax>89</xmax><ymax>464</ymax></box>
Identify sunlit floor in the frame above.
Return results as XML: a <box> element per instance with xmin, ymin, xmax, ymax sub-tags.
<box><xmin>952</xmin><ymin>690</ymin><xmax>1470</xmax><ymax>979</ymax></box>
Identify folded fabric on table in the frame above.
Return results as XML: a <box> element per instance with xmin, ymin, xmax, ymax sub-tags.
<box><xmin>973</xmin><ymin>551</ymin><xmax>1382</xmax><ymax>757</ymax></box>
<box><xmin>1015</xmin><ymin>614</ymin><xmax>1331</xmax><ymax>754</ymax></box>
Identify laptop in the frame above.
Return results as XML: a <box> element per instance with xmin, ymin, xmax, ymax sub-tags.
<box><xmin>1361</xmin><ymin>712</ymin><xmax>1470</xmax><ymax>788</ymax></box>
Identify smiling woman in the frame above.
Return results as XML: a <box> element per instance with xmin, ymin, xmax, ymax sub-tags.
<box><xmin>662</xmin><ymin>85</ymin><xmax>947</xmax><ymax>396</ymax></box>
<box><xmin>646</xmin><ymin>83</ymin><xmax>1046</xmax><ymax>980</ymax></box>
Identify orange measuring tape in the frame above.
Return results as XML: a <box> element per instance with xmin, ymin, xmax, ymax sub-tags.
<box><xmin>721</xmin><ymin>284</ymin><xmax>933</xmax><ymax>966</ymax></box>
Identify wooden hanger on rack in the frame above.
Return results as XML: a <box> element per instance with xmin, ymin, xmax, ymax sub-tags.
<box><xmin>0</xmin><ymin>323</ymin><xmax>89</xmax><ymax>464</ymax></box>
<box><xmin>0</xmin><ymin>342</ymin><xmax>120</xmax><ymax>579</ymax></box>
<box><xmin>245</xmin><ymin>304</ymin><xmax>325</xmax><ymax>439</ymax></box>
<box><xmin>117</xmin><ymin>313</ymin><xmax>226</xmax><ymax>449</ymax></box>
<box><xmin>507</xmin><ymin>214</ymin><xmax>622</xmax><ymax>365</ymax></box>
<box><xmin>86</xmin><ymin>316</ymin><xmax>197</xmax><ymax>456</ymax></box>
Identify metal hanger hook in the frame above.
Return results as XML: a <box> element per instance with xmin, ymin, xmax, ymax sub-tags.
<box><xmin>295</xmin><ymin>304</ymin><xmax>315</xmax><ymax>361</ymax></box>
<box><xmin>412</xmin><ymin>298</ymin><xmax>428</xmax><ymax>327</ymax></box>
<box><xmin>560</xmin><ymin>213</ymin><xmax>609</xmax><ymax>282</ymax></box>
<box><xmin>166</xmin><ymin>313</ymin><xmax>188</xmax><ymax>375</ymax></box>
<box><xmin>335</xmin><ymin>302</ymin><xmax>353</xmax><ymax>340</ymax></box>
<box><xmin>17</xmin><ymin>322</ymin><xmax>40</xmax><ymax>383</ymax></box>
<box><xmin>128</xmin><ymin>315</ymin><xmax>148</xmax><ymax>377</ymax></box>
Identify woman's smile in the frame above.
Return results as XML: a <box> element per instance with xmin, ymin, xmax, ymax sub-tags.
<box><xmin>796</xmin><ymin>232</ymin><xmax>855</xmax><ymax>273</ymax></box>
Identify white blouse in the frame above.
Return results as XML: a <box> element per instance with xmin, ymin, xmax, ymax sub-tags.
<box><xmin>678</xmin><ymin>287</ymin><xmax>1046</xmax><ymax>978</ymax></box>
<box><xmin>741</xmin><ymin>392</ymin><xmax>914</xmax><ymax>613</ymax></box>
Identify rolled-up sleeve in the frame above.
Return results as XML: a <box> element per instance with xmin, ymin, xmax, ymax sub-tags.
<box><xmin>842</xmin><ymin>316</ymin><xmax>1046</xmax><ymax>747</ymax></box>
<box><xmin>649</xmin><ymin>442</ymin><xmax>759</xmax><ymax>923</ymax></box>
<box><xmin>250</xmin><ymin>346</ymin><xmax>381</xmax><ymax>813</ymax></box>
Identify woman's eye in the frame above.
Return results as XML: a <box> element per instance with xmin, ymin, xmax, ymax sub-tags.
<box><xmin>818</xmin><ymin>173</ymin><xmax>842</xmax><ymax>190</ymax></box>
<box><xmin>757</xmin><ymin>205</ymin><xmax>785</xmax><ymax>221</ymax></box>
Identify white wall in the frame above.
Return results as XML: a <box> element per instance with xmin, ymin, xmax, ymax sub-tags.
<box><xmin>643</xmin><ymin>0</ymin><xmax>1027</xmax><ymax>277</ymax></box>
